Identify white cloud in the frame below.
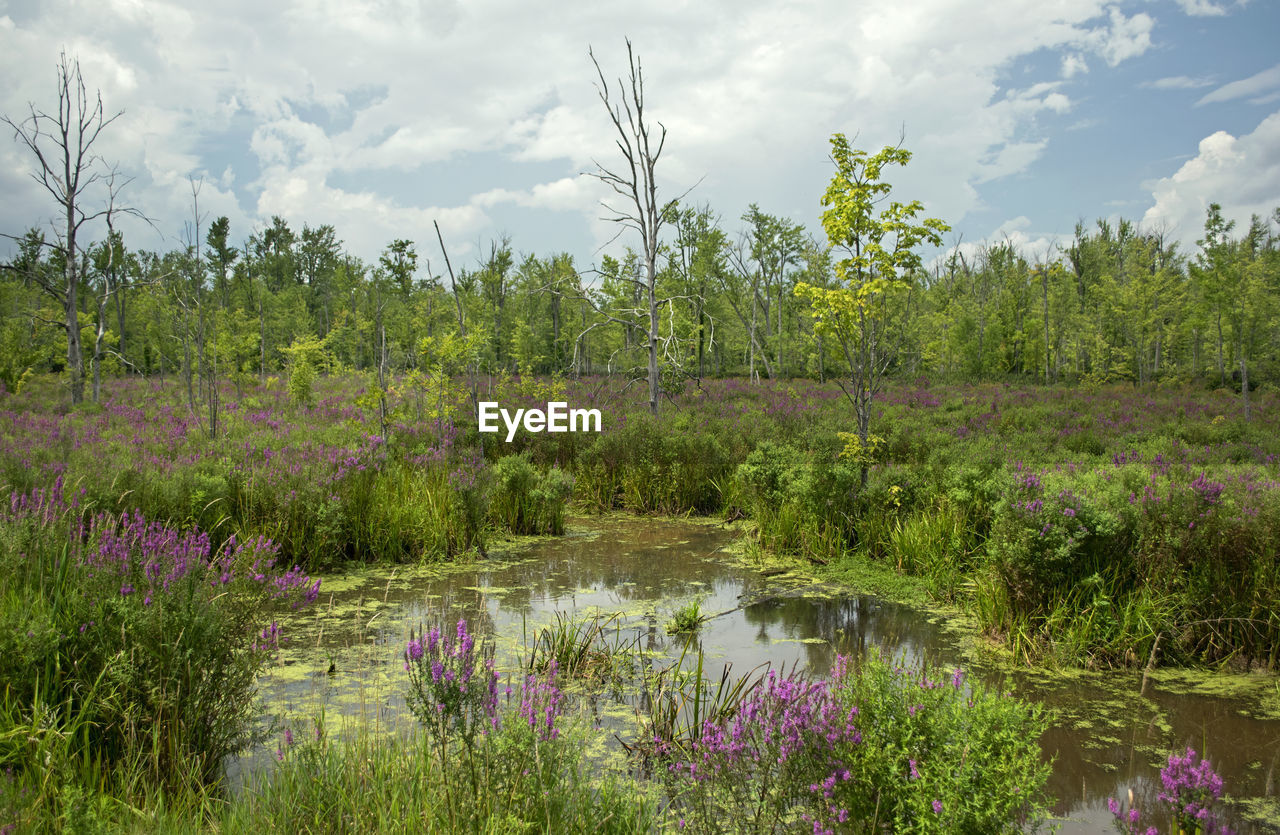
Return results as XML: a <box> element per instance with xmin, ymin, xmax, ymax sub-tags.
<box><xmin>935</xmin><ymin>215</ymin><xmax>1062</xmax><ymax>270</ymax></box>
<box><xmin>1173</xmin><ymin>0</ymin><xmax>1227</xmax><ymax>16</ymax></box>
<box><xmin>254</xmin><ymin>165</ymin><xmax>490</xmax><ymax>258</ymax></box>
<box><xmin>1197</xmin><ymin>64</ymin><xmax>1280</xmax><ymax>106</ymax></box>
<box><xmin>1142</xmin><ymin>75</ymin><xmax>1215</xmax><ymax>90</ymax></box>
<box><xmin>1061</xmin><ymin>54</ymin><xmax>1088</xmax><ymax>78</ymax></box>
<box><xmin>474</xmin><ymin>177</ymin><xmax>599</xmax><ymax>214</ymax></box>
<box><xmin>0</xmin><ymin>0</ymin><xmax>1176</xmax><ymax>265</ymax></box>
<box><xmin>1142</xmin><ymin>110</ymin><xmax>1280</xmax><ymax>248</ymax></box>
<box><xmin>1087</xmin><ymin>8</ymin><xmax>1154</xmax><ymax>67</ymax></box>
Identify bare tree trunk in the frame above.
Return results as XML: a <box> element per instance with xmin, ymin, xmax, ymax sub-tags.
<box><xmin>1241</xmin><ymin>339</ymin><xmax>1251</xmax><ymax>420</ymax></box>
<box><xmin>183</xmin><ymin>318</ymin><xmax>194</xmax><ymax>409</ymax></box>
<box><xmin>1041</xmin><ymin>267</ymin><xmax>1051</xmax><ymax>385</ymax></box>
<box><xmin>1216</xmin><ymin>314</ymin><xmax>1224</xmax><ymax>384</ymax></box>
<box><xmin>696</xmin><ymin>293</ymin><xmax>706</xmax><ymax>381</ymax></box>
<box><xmin>65</xmin><ymin>239</ymin><xmax>84</xmax><ymax>402</ymax></box>
<box><xmin>1192</xmin><ymin>327</ymin><xmax>1201</xmax><ymax>381</ymax></box>
<box><xmin>648</xmin><ymin>271</ymin><xmax>659</xmax><ymax>412</ymax></box>
<box><xmin>3</xmin><ymin>54</ymin><xmax>124</xmax><ymax>404</ymax></box>
<box><xmin>92</xmin><ymin>292</ymin><xmax>104</xmax><ymax>403</ymax></box>
<box><xmin>589</xmin><ymin>40</ymin><xmax>672</xmax><ymax>416</ymax></box>
<box><xmin>115</xmin><ymin>279</ymin><xmax>127</xmax><ymax>370</ymax></box>
<box><xmin>551</xmin><ymin>288</ymin><xmax>561</xmax><ymax>368</ymax></box>
<box><xmin>258</xmin><ymin>286</ymin><xmax>266</xmax><ymax>385</ymax></box>
<box><xmin>378</xmin><ymin>321</ymin><xmax>388</xmax><ymax>438</ymax></box>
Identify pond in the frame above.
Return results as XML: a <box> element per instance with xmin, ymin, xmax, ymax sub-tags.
<box><xmin>237</xmin><ymin>515</ymin><xmax>1280</xmax><ymax>833</ymax></box>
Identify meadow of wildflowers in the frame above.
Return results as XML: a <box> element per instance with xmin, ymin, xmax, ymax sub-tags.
<box><xmin>1</xmin><ymin>371</ymin><xmax>1277</xmax><ymax>829</ymax></box>
<box><xmin>3</xmin><ymin>371</ymin><xmax>1279</xmax><ymax>669</ymax></box>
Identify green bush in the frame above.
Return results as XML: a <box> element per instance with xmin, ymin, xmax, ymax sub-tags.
<box><xmin>489</xmin><ymin>453</ymin><xmax>574</xmax><ymax>535</ymax></box>
<box><xmin>734</xmin><ymin>441</ymin><xmax>861</xmax><ymax>556</ymax></box>
<box><xmin>985</xmin><ymin>469</ymin><xmax>1135</xmax><ymax>617</ymax></box>
<box><xmin>0</xmin><ymin>488</ymin><xmax>319</xmax><ymax>794</ymax></box>
<box><xmin>666</xmin><ymin>652</ymin><xmax>1052</xmax><ymax>834</ymax></box>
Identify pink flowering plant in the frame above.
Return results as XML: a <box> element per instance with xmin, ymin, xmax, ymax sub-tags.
<box><xmin>404</xmin><ymin>618</ymin><xmax>589</xmax><ymax>830</ymax></box>
<box><xmin>0</xmin><ymin>481</ymin><xmax>319</xmax><ymax>788</ymax></box>
<box><xmin>662</xmin><ymin>651</ymin><xmax>1052</xmax><ymax>834</ymax></box>
<box><xmin>404</xmin><ymin>618</ymin><xmax>501</xmax><ymax>750</ymax></box>
<box><xmin>665</xmin><ymin>664</ymin><xmax>862</xmax><ymax>833</ymax></box>
<box><xmin>1109</xmin><ymin>748</ymin><xmax>1234</xmax><ymax>835</ymax></box>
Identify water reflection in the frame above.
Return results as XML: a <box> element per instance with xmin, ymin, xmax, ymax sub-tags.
<box><xmin>241</xmin><ymin>516</ymin><xmax>1279</xmax><ymax>833</ymax></box>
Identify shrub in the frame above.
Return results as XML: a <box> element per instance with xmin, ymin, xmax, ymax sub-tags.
<box><xmin>986</xmin><ymin>468</ymin><xmax>1135</xmax><ymax>617</ymax></box>
<box><xmin>0</xmin><ymin>483</ymin><xmax>319</xmax><ymax>795</ymax></box>
<box><xmin>664</xmin><ymin>653</ymin><xmax>1053</xmax><ymax>834</ymax></box>
<box><xmin>489</xmin><ymin>453</ymin><xmax>574</xmax><ymax>535</ymax></box>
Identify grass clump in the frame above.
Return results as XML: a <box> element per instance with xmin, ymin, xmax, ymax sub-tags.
<box><xmin>665</xmin><ymin>599</ymin><xmax>706</xmax><ymax>635</ymax></box>
<box><xmin>523</xmin><ymin>611</ymin><xmax>636</xmax><ymax>683</ymax></box>
<box><xmin>225</xmin><ymin>716</ymin><xmax>657</xmax><ymax>835</ymax></box>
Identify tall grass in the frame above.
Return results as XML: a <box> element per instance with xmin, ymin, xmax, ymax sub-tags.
<box><xmin>224</xmin><ymin>720</ymin><xmax>658</xmax><ymax>835</ymax></box>
<box><xmin>522</xmin><ymin>611</ymin><xmax>636</xmax><ymax>682</ymax></box>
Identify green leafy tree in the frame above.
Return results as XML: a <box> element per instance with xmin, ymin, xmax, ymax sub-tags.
<box><xmin>206</xmin><ymin>216</ymin><xmax>238</xmax><ymax>310</ymax></box>
<box><xmin>298</xmin><ymin>223</ymin><xmax>342</xmax><ymax>334</ymax></box>
<box><xmin>476</xmin><ymin>239</ymin><xmax>513</xmax><ymax>373</ymax></box>
<box><xmin>1196</xmin><ymin>206</ymin><xmax>1280</xmax><ymax>419</ymax></box>
<box><xmin>669</xmin><ymin>204</ymin><xmax>727</xmax><ymax>380</ymax></box>
<box><xmin>725</xmin><ymin>206</ymin><xmax>805</xmax><ymax>381</ymax></box>
<box><xmin>796</xmin><ymin>134</ymin><xmax>948</xmax><ymax>484</ymax></box>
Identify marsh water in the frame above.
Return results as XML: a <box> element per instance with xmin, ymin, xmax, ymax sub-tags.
<box><xmin>239</xmin><ymin>516</ymin><xmax>1280</xmax><ymax>833</ymax></box>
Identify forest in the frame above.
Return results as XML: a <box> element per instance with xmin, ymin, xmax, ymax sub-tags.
<box><xmin>3</xmin><ymin>187</ymin><xmax>1278</xmax><ymax>412</ymax></box>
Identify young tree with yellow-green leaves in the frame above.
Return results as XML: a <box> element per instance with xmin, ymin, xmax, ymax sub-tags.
<box><xmin>796</xmin><ymin>134</ymin><xmax>949</xmax><ymax>485</ymax></box>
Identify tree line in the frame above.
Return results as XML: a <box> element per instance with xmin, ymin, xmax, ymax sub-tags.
<box><xmin>3</xmin><ymin>52</ymin><xmax>1279</xmax><ymax>418</ymax></box>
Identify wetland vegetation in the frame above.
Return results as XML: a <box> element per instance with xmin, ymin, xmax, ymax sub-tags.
<box><xmin>3</xmin><ymin>47</ymin><xmax>1279</xmax><ymax>833</ymax></box>
<box><xmin>3</xmin><ymin>376</ymin><xmax>1280</xmax><ymax>832</ymax></box>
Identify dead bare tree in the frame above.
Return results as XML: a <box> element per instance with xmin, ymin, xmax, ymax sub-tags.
<box><xmin>587</xmin><ymin>40</ymin><xmax>674</xmax><ymax>416</ymax></box>
<box><xmin>2</xmin><ymin>51</ymin><xmax>123</xmax><ymax>405</ymax></box>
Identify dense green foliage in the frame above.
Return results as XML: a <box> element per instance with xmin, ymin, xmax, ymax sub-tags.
<box><xmin>4</xmin><ymin>372</ymin><xmax>1278</xmax><ymax>672</ymax></box>
<box><xmin>0</xmin><ymin>483</ymin><xmax>318</xmax><ymax>826</ymax></box>
<box><xmin>664</xmin><ymin>653</ymin><xmax>1051</xmax><ymax>834</ymax></box>
<box><xmin>3</xmin><ymin>159</ymin><xmax>1278</xmax><ymax>407</ymax></box>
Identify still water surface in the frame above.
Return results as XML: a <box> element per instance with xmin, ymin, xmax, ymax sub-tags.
<box><xmin>242</xmin><ymin>516</ymin><xmax>1280</xmax><ymax>833</ymax></box>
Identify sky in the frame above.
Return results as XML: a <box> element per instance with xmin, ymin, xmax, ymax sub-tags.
<box><xmin>2</xmin><ymin>0</ymin><xmax>1279</xmax><ymax>276</ymax></box>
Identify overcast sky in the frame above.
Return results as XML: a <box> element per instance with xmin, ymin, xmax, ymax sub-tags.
<box><xmin>2</xmin><ymin>0</ymin><xmax>1278</xmax><ymax>276</ymax></box>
